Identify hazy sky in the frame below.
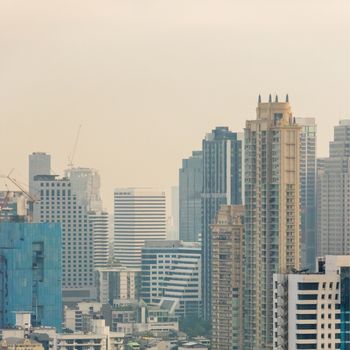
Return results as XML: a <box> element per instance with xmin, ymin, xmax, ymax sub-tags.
<box><xmin>1</xmin><ymin>0</ymin><xmax>350</xmax><ymax>210</ymax></box>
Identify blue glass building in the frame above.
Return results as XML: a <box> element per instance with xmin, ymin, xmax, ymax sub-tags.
<box><xmin>0</xmin><ymin>223</ymin><xmax>62</xmax><ymax>330</ymax></box>
<box><xmin>201</xmin><ymin>127</ymin><xmax>242</xmax><ymax>320</ymax></box>
<box><xmin>179</xmin><ymin>150</ymin><xmax>203</xmax><ymax>242</ymax></box>
<box><xmin>340</xmin><ymin>266</ymin><xmax>350</xmax><ymax>350</ymax></box>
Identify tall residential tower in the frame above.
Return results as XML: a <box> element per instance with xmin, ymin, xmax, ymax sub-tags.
<box><xmin>211</xmin><ymin>205</ymin><xmax>244</xmax><ymax>350</ymax></box>
<box><xmin>244</xmin><ymin>95</ymin><xmax>301</xmax><ymax>350</ymax></box>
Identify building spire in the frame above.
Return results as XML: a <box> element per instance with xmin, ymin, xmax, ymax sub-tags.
<box><xmin>286</xmin><ymin>94</ymin><xmax>289</xmax><ymax>103</ymax></box>
<box><xmin>258</xmin><ymin>94</ymin><xmax>261</xmax><ymax>103</ymax></box>
<box><xmin>269</xmin><ymin>94</ymin><xmax>272</xmax><ymax>103</ymax></box>
<box><xmin>275</xmin><ymin>95</ymin><xmax>279</xmax><ymax>102</ymax></box>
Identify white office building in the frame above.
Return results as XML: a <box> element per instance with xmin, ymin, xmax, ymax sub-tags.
<box><xmin>273</xmin><ymin>255</ymin><xmax>350</xmax><ymax>350</ymax></box>
<box><xmin>33</xmin><ymin>166</ymin><xmax>106</xmax><ymax>303</ymax></box>
<box><xmin>141</xmin><ymin>240</ymin><xmax>202</xmax><ymax>319</ymax></box>
<box><xmin>113</xmin><ymin>188</ymin><xmax>166</xmax><ymax>268</ymax></box>
<box><xmin>89</xmin><ymin>211</ymin><xmax>109</xmax><ymax>269</ymax></box>
<box><xmin>65</xmin><ymin>167</ymin><xmax>102</xmax><ymax>211</ymax></box>
<box><xmin>96</xmin><ymin>264</ymin><xmax>139</xmax><ymax>304</ymax></box>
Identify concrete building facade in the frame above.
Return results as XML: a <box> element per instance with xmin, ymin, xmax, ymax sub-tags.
<box><xmin>317</xmin><ymin>120</ymin><xmax>350</xmax><ymax>257</ymax></box>
<box><xmin>113</xmin><ymin>188</ymin><xmax>166</xmax><ymax>268</ymax></box>
<box><xmin>33</xmin><ymin>174</ymin><xmax>96</xmax><ymax>303</ymax></box>
<box><xmin>273</xmin><ymin>255</ymin><xmax>350</xmax><ymax>350</ymax></box>
<box><xmin>141</xmin><ymin>240</ymin><xmax>202</xmax><ymax>319</ymax></box>
<box><xmin>210</xmin><ymin>205</ymin><xmax>244</xmax><ymax>350</ymax></box>
<box><xmin>89</xmin><ymin>211</ymin><xmax>109</xmax><ymax>269</ymax></box>
<box><xmin>244</xmin><ymin>95</ymin><xmax>301</xmax><ymax>350</ymax></box>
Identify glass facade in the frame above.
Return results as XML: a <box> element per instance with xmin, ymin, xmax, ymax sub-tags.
<box><xmin>340</xmin><ymin>266</ymin><xmax>350</xmax><ymax>350</ymax></box>
<box><xmin>0</xmin><ymin>222</ymin><xmax>62</xmax><ymax>330</ymax></box>
<box><xmin>201</xmin><ymin>127</ymin><xmax>242</xmax><ymax>320</ymax></box>
<box><xmin>295</xmin><ymin>118</ymin><xmax>317</xmax><ymax>271</ymax></box>
<box><xmin>179</xmin><ymin>150</ymin><xmax>203</xmax><ymax>242</ymax></box>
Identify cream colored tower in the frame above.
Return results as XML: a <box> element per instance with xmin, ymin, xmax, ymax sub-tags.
<box><xmin>211</xmin><ymin>205</ymin><xmax>244</xmax><ymax>350</ymax></box>
<box><xmin>244</xmin><ymin>95</ymin><xmax>301</xmax><ymax>350</ymax></box>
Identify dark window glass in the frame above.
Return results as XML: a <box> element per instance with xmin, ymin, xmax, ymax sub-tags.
<box><xmin>297</xmin><ymin>304</ymin><xmax>317</xmax><ymax>310</ymax></box>
<box><xmin>298</xmin><ymin>282</ymin><xmax>319</xmax><ymax>290</ymax></box>
<box><xmin>296</xmin><ymin>324</ymin><xmax>317</xmax><ymax>330</ymax></box>
<box><xmin>298</xmin><ymin>294</ymin><xmax>318</xmax><ymax>300</ymax></box>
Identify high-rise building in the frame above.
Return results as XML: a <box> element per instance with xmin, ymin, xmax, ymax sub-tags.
<box><xmin>0</xmin><ymin>222</ymin><xmax>62</xmax><ymax>330</ymax></box>
<box><xmin>201</xmin><ymin>127</ymin><xmax>242</xmax><ymax>320</ymax></box>
<box><xmin>295</xmin><ymin>118</ymin><xmax>317</xmax><ymax>271</ymax></box>
<box><xmin>179</xmin><ymin>151</ymin><xmax>203</xmax><ymax>242</ymax></box>
<box><xmin>273</xmin><ymin>255</ymin><xmax>350</xmax><ymax>350</ymax></box>
<box><xmin>28</xmin><ymin>152</ymin><xmax>51</xmax><ymax>197</ymax></box>
<box><xmin>89</xmin><ymin>211</ymin><xmax>109</xmax><ymax>269</ymax></box>
<box><xmin>96</xmin><ymin>264</ymin><xmax>139</xmax><ymax>304</ymax></box>
<box><xmin>32</xmin><ymin>171</ymin><xmax>101</xmax><ymax>303</ymax></box>
<box><xmin>244</xmin><ymin>95</ymin><xmax>301</xmax><ymax>350</ymax></box>
<box><xmin>113</xmin><ymin>188</ymin><xmax>166</xmax><ymax>268</ymax></box>
<box><xmin>140</xmin><ymin>240</ymin><xmax>202</xmax><ymax>319</ymax></box>
<box><xmin>169</xmin><ymin>186</ymin><xmax>179</xmax><ymax>240</ymax></box>
<box><xmin>65</xmin><ymin>167</ymin><xmax>102</xmax><ymax>211</ymax></box>
<box><xmin>210</xmin><ymin>205</ymin><xmax>244</xmax><ymax>350</ymax></box>
<box><xmin>317</xmin><ymin>120</ymin><xmax>350</xmax><ymax>257</ymax></box>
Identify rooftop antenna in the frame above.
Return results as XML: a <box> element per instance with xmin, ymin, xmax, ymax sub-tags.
<box><xmin>286</xmin><ymin>94</ymin><xmax>289</xmax><ymax>103</ymax></box>
<box><xmin>68</xmin><ymin>124</ymin><xmax>82</xmax><ymax>168</ymax></box>
<box><xmin>275</xmin><ymin>95</ymin><xmax>279</xmax><ymax>102</ymax></box>
<box><xmin>258</xmin><ymin>94</ymin><xmax>261</xmax><ymax>103</ymax></box>
<box><xmin>268</xmin><ymin>94</ymin><xmax>272</xmax><ymax>103</ymax></box>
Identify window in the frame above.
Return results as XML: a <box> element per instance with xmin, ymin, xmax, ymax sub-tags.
<box><xmin>298</xmin><ymin>282</ymin><xmax>319</xmax><ymax>290</ymax></box>
<box><xmin>296</xmin><ymin>324</ymin><xmax>317</xmax><ymax>330</ymax></box>
<box><xmin>298</xmin><ymin>294</ymin><xmax>318</xmax><ymax>300</ymax></box>
<box><xmin>297</xmin><ymin>314</ymin><xmax>317</xmax><ymax>320</ymax></box>
<box><xmin>297</xmin><ymin>304</ymin><xmax>317</xmax><ymax>310</ymax></box>
<box><xmin>296</xmin><ymin>344</ymin><xmax>316</xmax><ymax>349</ymax></box>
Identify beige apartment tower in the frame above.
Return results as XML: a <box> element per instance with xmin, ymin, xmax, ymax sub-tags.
<box><xmin>211</xmin><ymin>205</ymin><xmax>244</xmax><ymax>350</ymax></box>
<box><xmin>244</xmin><ymin>95</ymin><xmax>301</xmax><ymax>350</ymax></box>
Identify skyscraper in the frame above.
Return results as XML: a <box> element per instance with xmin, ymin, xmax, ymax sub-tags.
<box><xmin>317</xmin><ymin>120</ymin><xmax>350</xmax><ymax>257</ymax></box>
<box><xmin>65</xmin><ymin>167</ymin><xmax>102</xmax><ymax>211</ymax></box>
<box><xmin>113</xmin><ymin>188</ymin><xmax>166</xmax><ymax>268</ymax></box>
<box><xmin>33</xmin><ymin>167</ymin><xmax>105</xmax><ymax>303</ymax></box>
<box><xmin>141</xmin><ymin>240</ymin><xmax>202</xmax><ymax>319</ymax></box>
<box><xmin>89</xmin><ymin>210</ymin><xmax>109</xmax><ymax>269</ymax></box>
<box><xmin>167</xmin><ymin>186</ymin><xmax>179</xmax><ymax>240</ymax></box>
<box><xmin>244</xmin><ymin>95</ymin><xmax>301</xmax><ymax>350</ymax></box>
<box><xmin>295</xmin><ymin>118</ymin><xmax>317</xmax><ymax>271</ymax></box>
<box><xmin>179</xmin><ymin>151</ymin><xmax>203</xmax><ymax>243</ymax></box>
<box><xmin>210</xmin><ymin>205</ymin><xmax>244</xmax><ymax>350</ymax></box>
<box><xmin>28</xmin><ymin>152</ymin><xmax>51</xmax><ymax>197</ymax></box>
<box><xmin>0</xmin><ymin>222</ymin><xmax>62</xmax><ymax>330</ymax></box>
<box><xmin>201</xmin><ymin>127</ymin><xmax>242</xmax><ymax>320</ymax></box>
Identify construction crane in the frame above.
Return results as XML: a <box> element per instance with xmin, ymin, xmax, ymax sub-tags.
<box><xmin>68</xmin><ymin>124</ymin><xmax>82</xmax><ymax>168</ymax></box>
<box><xmin>0</xmin><ymin>172</ymin><xmax>39</xmax><ymax>204</ymax></box>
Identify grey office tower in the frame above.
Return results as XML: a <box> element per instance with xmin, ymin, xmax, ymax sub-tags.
<box><xmin>201</xmin><ymin>127</ymin><xmax>242</xmax><ymax>320</ymax></box>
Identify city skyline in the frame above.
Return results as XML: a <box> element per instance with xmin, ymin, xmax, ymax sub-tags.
<box><xmin>1</xmin><ymin>0</ymin><xmax>350</xmax><ymax>211</ymax></box>
<box><xmin>1</xmin><ymin>1</ymin><xmax>350</xmax><ymax>349</ymax></box>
